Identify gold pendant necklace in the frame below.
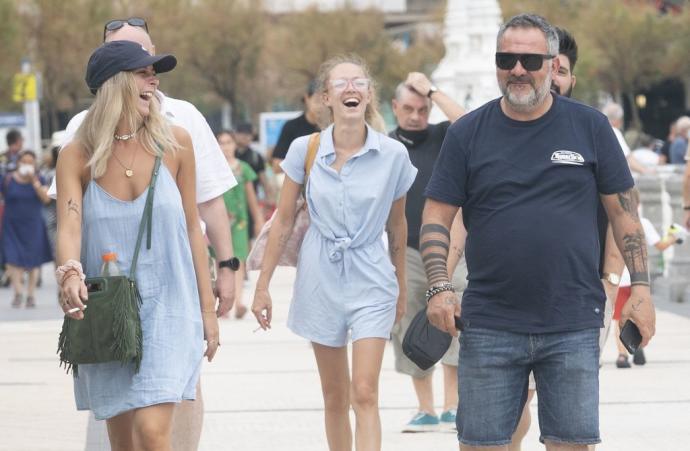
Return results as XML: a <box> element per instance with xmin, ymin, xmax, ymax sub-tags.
<box><xmin>112</xmin><ymin>148</ymin><xmax>137</xmax><ymax>177</ymax></box>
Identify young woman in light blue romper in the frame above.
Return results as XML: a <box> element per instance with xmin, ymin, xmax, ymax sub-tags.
<box><xmin>252</xmin><ymin>55</ymin><xmax>417</xmax><ymax>450</ymax></box>
<box><xmin>56</xmin><ymin>41</ymin><xmax>219</xmax><ymax>449</ymax></box>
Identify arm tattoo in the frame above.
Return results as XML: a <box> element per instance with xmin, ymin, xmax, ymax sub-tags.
<box><xmin>420</xmin><ymin>223</ymin><xmax>451</xmax><ymax>285</ymax></box>
<box><xmin>616</xmin><ymin>188</ymin><xmax>640</xmax><ymax>220</ymax></box>
<box><xmin>67</xmin><ymin>198</ymin><xmax>80</xmax><ymax>216</ymax></box>
<box><xmin>420</xmin><ymin>224</ymin><xmax>451</xmax><ymax>239</ymax></box>
<box><xmin>278</xmin><ymin>231</ymin><xmax>290</xmax><ymax>247</ymax></box>
<box><xmin>387</xmin><ymin>231</ymin><xmax>401</xmax><ymax>259</ymax></box>
<box><xmin>631</xmin><ymin>298</ymin><xmax>644</xmax><ymax>312</ymax></box>
<box><xmin>419</xmin><ymin>240</ymin><xmax>449</xmax><ymax>253</ymax></box>
<box><xmin>622</xmin><ymin>229</ymin><xmax>649</xmax><ymax>285</ymax></box>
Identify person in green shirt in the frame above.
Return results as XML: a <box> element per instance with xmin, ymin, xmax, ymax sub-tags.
<box><xmin>217</xmin><ymin>130</ymin><xmax>265</xmax><ymax>318</ymax></box>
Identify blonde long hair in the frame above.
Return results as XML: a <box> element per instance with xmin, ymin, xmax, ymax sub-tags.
<box><xmin>76</xmin><ymin>71</ymin><xmax>180</xmax><ymax>178</ymax></box>
<box><xmin>315</xmin><ymin>54</ymin><xmax>387</xmax><ymax>133</ymax></box>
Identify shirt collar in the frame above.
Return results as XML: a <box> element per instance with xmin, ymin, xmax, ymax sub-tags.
<box><xmin>156</xmin><ymin>91</ymin><xmax>173</xmax><ymax>118</ymax></box>
<box><xmin>321</xmin><ymin>123</ymin><xmax>381</xmax><ymax>157</ymax></box>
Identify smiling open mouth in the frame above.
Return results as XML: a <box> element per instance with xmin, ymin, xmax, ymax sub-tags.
<box><xmin>343</xmin><ymin>98</ymin><xmax>360</xmax><ymax>108</ymax></box>
<box><xmin>140</xmin><ymin>91</ymin><xmax>153</xmax><ymax>101</ymax></box>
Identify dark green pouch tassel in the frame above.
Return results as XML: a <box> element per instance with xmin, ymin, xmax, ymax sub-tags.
<box><xmin>57</xmin><ymin>157</ymin><xmax>160</xmax><ymax>375</ymax></box>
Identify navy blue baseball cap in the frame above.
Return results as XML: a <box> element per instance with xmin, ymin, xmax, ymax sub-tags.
<box><xmin>85</xmin><ymin>40</ymin><xmax>177</xmax><ymax>94</ymax></box>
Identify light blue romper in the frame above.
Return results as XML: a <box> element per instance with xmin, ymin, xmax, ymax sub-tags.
<box><xmin>281</xmin><ymin>124</ymin><xmax>417</xmax><ymax>347</ymax></box>
<box><xmin>74</xmin><ymin>163</ymin><xmax>204</xmax><ymax>420</ymax></box>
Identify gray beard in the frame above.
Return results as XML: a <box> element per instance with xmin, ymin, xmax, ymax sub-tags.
<box><xmin>502</xmin><ymin>73</ymin><xmax>553</xmax><ymax>113</ymax></box>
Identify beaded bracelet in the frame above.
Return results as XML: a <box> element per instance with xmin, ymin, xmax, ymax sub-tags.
<box><xmin>425</xmin><ymin>282</ymin><xmax>456</xmax><ymax>303</ymax></box>
<box><xmin>55</xmin><ymin>260</ymin><xmax>86</xmax><ymax>287</ymax></box>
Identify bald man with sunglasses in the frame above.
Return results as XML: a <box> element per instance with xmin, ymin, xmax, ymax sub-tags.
<box><xmin>49</xmin><ymin>18</ymin><xmax>237</xmax><ymax>451</ymax></box>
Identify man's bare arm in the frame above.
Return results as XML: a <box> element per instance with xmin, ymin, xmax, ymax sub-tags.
<box><xmin>198</xmin><ymin>196</ymin><xmax>235</xmax><ymax>317</ymax></box>
<box><xmin>446</xmin><ymin>209</ymin><xmax>466</xmax><ymax>276</ymax></box>
<box><xmin>601</xmin><ymin>187</ymin><xmax>655</xmax><ymax>347</ymax></box>
<box><xmin>420</xmin><ymin>198</ymin><xmax>460</xmax><ymax>335</ymax></box>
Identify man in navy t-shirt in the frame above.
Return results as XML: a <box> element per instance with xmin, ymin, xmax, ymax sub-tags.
<box><xmin>420</xmin><ymin>13</ymin><xmax>656</xmax><ymax>449</ymax></box>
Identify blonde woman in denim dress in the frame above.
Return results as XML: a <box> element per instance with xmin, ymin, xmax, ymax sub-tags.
<box><xmin>56</xmin><ymin>41</ymin><xmax>219</xmax><ymax>450</ymax></box>
<box><xmin>251</xmin><ymin>55</ymin><xmax>417</xmax><ymax>450</ymax></box>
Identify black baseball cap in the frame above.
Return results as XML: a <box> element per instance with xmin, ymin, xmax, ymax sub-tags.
<box><xmin>85</xmin><ymin>40</ymin><xmax>177</xmax><ymax>94</ymax></box>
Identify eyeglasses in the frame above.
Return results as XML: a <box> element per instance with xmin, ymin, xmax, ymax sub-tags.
<box><xmin>329</xmin><ymin>78</ymin><xmax>370</xmax><ymax>92</ymax></box>
<box><xmin>103</xmin><ymin>17</ymin><xmax>148</xmax><ymax>41</ymax></box>
<box><xmin>495</xmin><ymin>53</ymin><xmax>555</xmax><ymax>71</ymax></box>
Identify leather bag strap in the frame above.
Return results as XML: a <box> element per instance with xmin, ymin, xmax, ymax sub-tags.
<box><xmin>129</xmin><ymin>156</ymin><xmax>162</xmax><ymax>279</ymax></box>
<box><xmin>304</xmin><ymin>132</ymin><xmax>320</xmax><ymax>182</ymax></box>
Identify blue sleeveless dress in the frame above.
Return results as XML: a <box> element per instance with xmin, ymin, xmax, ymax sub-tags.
<box><xmin>73</xmin><ymin>164</ymin><xmax>204</xmax><ymax>420</ymax></box>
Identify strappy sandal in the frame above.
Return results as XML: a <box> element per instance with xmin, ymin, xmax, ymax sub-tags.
<box><xmin>25</xmin><ymin>296</ymin><xmax>36</xmax><ymax>308</ymax></box>
<box><xmin>11</xmin><ymin>294</ymin><xmax>22</xmax><ymax>308</ymax></box>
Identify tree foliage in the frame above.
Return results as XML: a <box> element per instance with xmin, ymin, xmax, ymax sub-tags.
<box><xmin>500</xmin><ymin>0</ymin><xmax>678</xmax><ymax>128</ymax></box>
<box><xmin>1</xmin><ymin>0</ymin><xmax>687</xmax><ymax>135</ymax></box>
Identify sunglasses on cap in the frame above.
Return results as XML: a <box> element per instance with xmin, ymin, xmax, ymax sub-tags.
<box><xmin>495</xmin><ymin>53</ymin><xmax>555</xmax><ymax>71</ymax></box>
<box><xmin>103</xmin><ymin>17</ymin><xmax>148</xmax><ymax>41</ymax></box>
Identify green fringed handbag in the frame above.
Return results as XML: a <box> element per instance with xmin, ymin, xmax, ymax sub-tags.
<box><xmin>57</xmin><ymin>156</ymin><xmax>162</xmax><ymax>375</ymax></box>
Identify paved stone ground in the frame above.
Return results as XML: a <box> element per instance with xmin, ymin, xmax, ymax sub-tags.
<box><xmin>1</xmin><ymin>264</ymin><xmax>689</xmax><ymax>450</ymax></box>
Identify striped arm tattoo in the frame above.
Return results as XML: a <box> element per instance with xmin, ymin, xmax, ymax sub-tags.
<box><xmin>420</xmin><ymin>223</ymin><xmax>451</xmax><ymax>286</ymax></box>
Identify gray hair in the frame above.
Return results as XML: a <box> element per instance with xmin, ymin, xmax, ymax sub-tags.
<box><xmin>497</xmin><ymin>13</ymin><xmax>559</xmax><ymax>56</ymax></box>
<box><xmin>676</xmin><ymin>116</ymin><xmax>690</xmax><ymax>133</ymax></box>
<box><xmin>602</xmin><ymin>102</ymin><xmax>624</xmax><ymax>122</ymax></box>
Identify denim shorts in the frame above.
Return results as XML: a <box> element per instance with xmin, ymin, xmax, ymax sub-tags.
<box><xmin>456</xmin><ymin>326</ymin><xmax>601</xmax><ymax>447</ymax></box>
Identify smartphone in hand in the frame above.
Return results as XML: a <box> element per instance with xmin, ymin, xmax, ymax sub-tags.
<box><xmin>619</xmin><ymin>320</ymin><xmax>642</xmax><ymax>354</ymax></box>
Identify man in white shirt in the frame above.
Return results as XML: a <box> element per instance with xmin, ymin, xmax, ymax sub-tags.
<box><xmin>602</xmin><ymin>102</ymin><xmax>651</xmax><ymax>175</ymax></box>
<box><xmin>49</xmin><ymin>20</ymin><xmax>237</xmax><ymax>451</ymax></box>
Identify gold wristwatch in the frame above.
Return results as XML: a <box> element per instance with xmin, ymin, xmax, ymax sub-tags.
<box><xmin>602</xmin><ymin>272</ymin><xmax>621</xmax><ymax>286</ymax></box>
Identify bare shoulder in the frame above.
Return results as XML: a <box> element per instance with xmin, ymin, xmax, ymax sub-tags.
<box><xmin>58</xmin><ymin>140</ymin><xmax>89</xmax><ymax>167</ymax></box>
<box><xmin>172</xmin><ymin>125</ymin><xmax>193</xmax><ymax>149</ymax></box>
<box><xmin>56</xmin><ymin>140</ymin><xmax>90</xmax><ymax>187</ymax></box>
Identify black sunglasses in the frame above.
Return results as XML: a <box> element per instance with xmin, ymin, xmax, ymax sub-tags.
<box><xmin>103</xmin><ymin>17</ymin><xmax>148</xmax><ymax>41</ymax></box>
<box><xmin>495</xmin><ymin>53</ymin><xmax>555</xmax><ymax>71</ymax></box>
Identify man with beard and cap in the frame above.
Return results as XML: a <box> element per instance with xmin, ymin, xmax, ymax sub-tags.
<box><xmin>48</xmin><ymin>19</ymin><xmax>238</xmax><ymax>451</ymax></box>
<box><xmin>388</xmin><ymin>72</ymin><xmax>466</xmax><ymax>432</ymax></box>
<box><xmin>421</xmin><ymin>14</ymin><xmax>654</xmax><ymax>449</ymax></box>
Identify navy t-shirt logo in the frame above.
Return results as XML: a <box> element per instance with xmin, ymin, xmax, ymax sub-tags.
<box><xmin>551</xmin><ymin>150</ymin><xmax>585</xmax><ymax>166</ymax></box>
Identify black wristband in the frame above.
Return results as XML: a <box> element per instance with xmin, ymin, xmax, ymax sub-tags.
<box><xmin>684</xmin><ymin>206</ymin><xmax>690</xmax><ymax>211</ymax></box>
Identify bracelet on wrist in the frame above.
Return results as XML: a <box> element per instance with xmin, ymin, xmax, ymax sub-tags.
<box><xmin>425</xmin><ymin>282</ymin><xmax>456</xmax><ymax>303</ymax></box>
<box><xmin>201</xmin><ymin>309</ymin><xmax>217</xmax><ymax>314</ymax></box>
<box><xmin>62</xmin><ymin>272</ymin><xmax>82</xmax><ymax>284</ymax></box>
<box><xmin>684</xmin><ymin>206</ymin><xmax>690</xmax><ymax>211</ymax></box>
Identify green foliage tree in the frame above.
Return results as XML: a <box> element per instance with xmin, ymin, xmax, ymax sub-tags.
<box><xmin>175</xmin><ymin>0</ymin><xmax>265</xmax><ymax>124</ymax></box>
<box><xmin>500</xmin><ymin>0</ymin><xmax>676</xmax><ymax>130</ymax></box>
<box><xmin>0</xmin><ymin>0</ymin><xmax>23</xmax><ymax>111</ymax></box>
<box><xmin>17</xmin><ymin>0</ymin><xmax>114</xmax><ymax>132</ymax></box>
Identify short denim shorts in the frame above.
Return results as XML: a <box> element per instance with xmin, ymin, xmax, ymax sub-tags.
<box><xmin>456</xmin><ymin>326</ymin><xmax>601</xmax><ymax>447</ymax></box>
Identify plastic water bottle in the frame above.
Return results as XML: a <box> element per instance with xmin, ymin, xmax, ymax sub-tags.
<box><xmin>100</xmin><ymin>252</ymin><xmax>121</xmax><ymax>276</ymax></box>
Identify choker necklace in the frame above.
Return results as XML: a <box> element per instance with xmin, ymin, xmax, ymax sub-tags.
<box><xmin>112</xmin><ymin>147</ymin><xmax>138</xmax><ymax>178</ymax></box>
<box><xmin>114</xmin><ymin>131</ymin><xmax>136</xmax><ymax>141</ymax></box>
<box><xmin>114</xmin><ymin>124</ymin><xmax>143</xmax><ymax>141</ymax></box>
